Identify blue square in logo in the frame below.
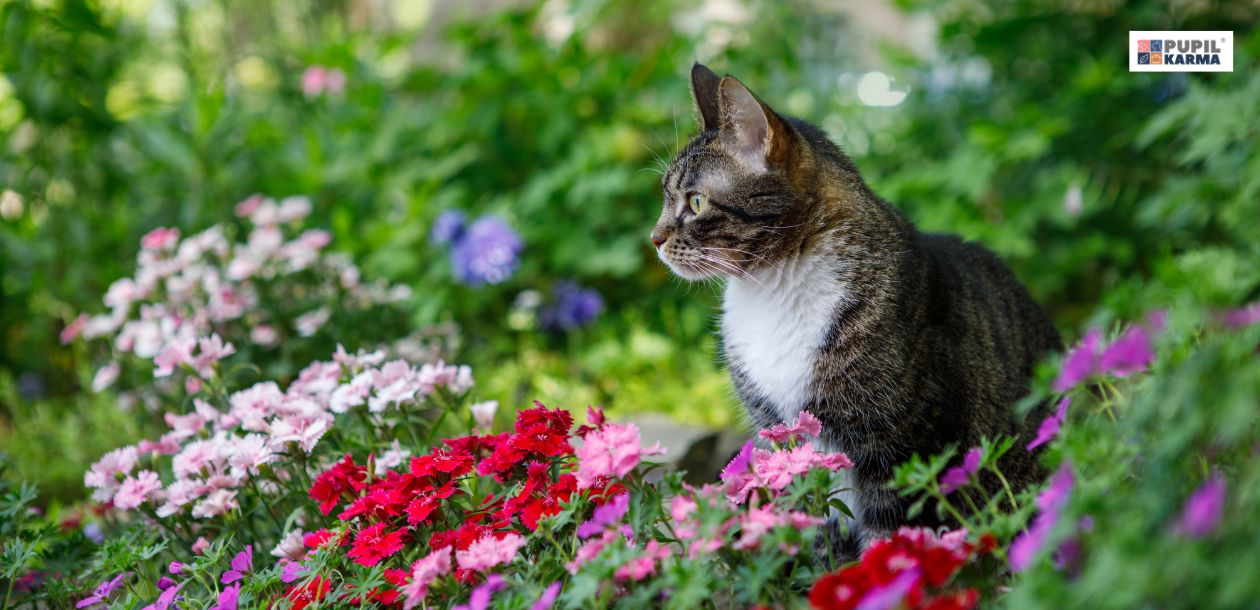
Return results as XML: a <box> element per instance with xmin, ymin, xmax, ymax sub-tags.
<box><xmin>1151</xmin><ymin>40</ymin><xmax>1162</xmax><ymax>52</ymax></box>
<box><xmin>1137</xmin><ymin>52</ymin><xmax>1150</xmax><ymax>64</ymax></box>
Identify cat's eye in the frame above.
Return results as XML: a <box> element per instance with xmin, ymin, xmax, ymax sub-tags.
<box><xmin>687</xmin><ymin>193</ymin><xmax>707</xmax><ymax>215</ymax></box>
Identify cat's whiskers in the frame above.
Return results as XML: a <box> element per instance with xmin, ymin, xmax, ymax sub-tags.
<box><xmin>701</xmin><ymin>245</ymin><xmax>771</xmax><ymax>265</ymax></box>
<box><xmin>697</xmin><ymin>253</ymin><xmax>767</xmax><ymax>290</ymax></box>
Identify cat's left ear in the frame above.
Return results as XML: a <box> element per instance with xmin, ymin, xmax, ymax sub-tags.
<box><xmin>717</xmin><ymin>76</ymin><xmax>790</xmax><ymax>170</ymax></box>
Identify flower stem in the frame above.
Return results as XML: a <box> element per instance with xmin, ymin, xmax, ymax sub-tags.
<box><xmin>993</xmin><ymin>467</ymin><xmax>1020</xmax><ymax>511</ymax></box>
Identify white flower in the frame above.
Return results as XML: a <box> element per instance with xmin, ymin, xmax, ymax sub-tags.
<box><xmin>271</xmin><ymin>529</ymin><xmax>306</xmax><ymax>561</ymax></box>
<box><xmin>294</xmin><ymin>307</ymin><xmax>330</xmax><ymax>338</ymax></box>
<box><xmin>470</xmin><ymin>401</ymin><xmax>498</xmax><ymax>430</ymax></box>
<box><xmin>226</xmin><ymin>434</ymin><xmax>276</xmax><ymax>478</ymax></box>
<box><xmin>375</xmin><ymin>440</ymin><xmax>411</xmax><ymax>475</ymax></box>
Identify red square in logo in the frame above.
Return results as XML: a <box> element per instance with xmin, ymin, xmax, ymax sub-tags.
<box><xmin>1138</xmin><ymin>40</ymin><xmax>1150</xmax><ymax>52</ymax></box>
<box><xmin>1150</xmin><ymin>52</ymin><xmax>1163</xmax><ymax>64</ymax></box>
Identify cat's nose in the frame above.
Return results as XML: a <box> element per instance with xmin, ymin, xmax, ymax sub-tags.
<box><xmin>650</xmin><ymin>230</ymin><xmax>666</xmax><ymax>249</ymax></box>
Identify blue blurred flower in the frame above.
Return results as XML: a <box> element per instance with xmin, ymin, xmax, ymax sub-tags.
<box><xmin>450</xmin><ymin>216</ymin><xmax>522</xmax><ymax>286</ymax></box>
<box><xmin>430</xmin><ymin>210</ymin><xmax>468</xmax><ymax>245</ymax></box>
<box><xmin>540</xmin><ymin>281</ymin><xmax>603</xmax><ymax>331</ymax></box>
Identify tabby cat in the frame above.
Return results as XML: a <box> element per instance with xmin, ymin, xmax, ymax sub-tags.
<box><xmin>652</xmin><ymin>64</ymin><xmax>1061</xmax><ymax>558</ymax></box>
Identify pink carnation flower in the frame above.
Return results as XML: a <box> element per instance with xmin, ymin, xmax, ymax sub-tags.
<box><xmin>191</xmin><ymin>488</ymin><xmax>238</xmax><ymax>519</ymax></box>
<box><xmin>113</xmin><ymin>470</ymin><xmax>162</xmax><ymax>510</ymax></box>
<box><xmin>574</xmin><ymin>421</ymin><xmax>663</xmax><ymax>489</ymax></box>
<box><xmin>402</xmin><ymin>548</ymin><xmax>452</xmax><ymax>610</ymax></box>
<box><xmin>614</xmin><ymin>540</ymin><xmax>671</xmax><ymax>582</ymax></box>
<box><xmin>61</xmin><ymin>314</ymin><xmax>88</xmax><ymax>344</ymax></box>
<box><xmin>85</xmin><ymin>446</ymin><xmax>139</xmax><ymax>503</ymax></box>
<box><xmin>758</xmin><ymin>411</ymin><xmax>823</xmax><ymax>444</ymax></box>
<box><xmin>455</xmin><ymin>533</ymin><xmax>526</xmax><ymax>573</ymax></box>
<box><xmin>141</xmin><ymin>227</ymin><xmax>181</xmax><ymax>250</ymax></box>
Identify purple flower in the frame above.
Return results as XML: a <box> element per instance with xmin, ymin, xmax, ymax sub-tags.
<box><xmin>83</xmin><ymin>522</ymin><xmax>104</xmax><ymax>544</ymax></box>
<box><xmin>576</xmin><ymin>493</ymin><xmax>630</xmax><ymax>539</ymax></box>
<box><xmin>1222</xmin><ymin>301</ymin><xmax>1260</xmax><ymax>329</ymax></box>
<box><xmin>450</xmin><ymin>216</ymin><xmax>522</xmax><ymax>286</ymax></box>
<box><xmin>221</xmin><ymin>545</ymin><xmax>253</xmax><ymax>584</ymax></box>
<box><xmin>1054</xmin><ymin>329</ymin><xmax>1102</xmax><ymax>392</ymax></box>
<box><xmin>1027</xmin><ymin>397</ymin><xmax>1071</xmax><ymax>452</ymax></box>
<box><xmin>1175</xmin><ymin>474</ymin><xmax>1226</xmax><ymax>538</ymax></box>
<box><xmin>431</xmin><ymin>210</ymin><xmax>468</xmax><ymax>245</ymax></box>
<box><xmin>168</xmin><ymin>562</ymin><xmax>184</xmax><ymax>574</ymax></box>
<box><xmin>453</xmin><ymin>574</ymin><xmax>507</xmax><ymax>610</ymax></box>
<box><xmin>1037</xmin><ymin>464</ymin><xmax>1075</xmax><ymax>512</ymax></box>
<box><xmin>1098</xmin><ymin>325</ymin><xmax>1154</xmax><ymax>377</ymax></box>
<box><xmin>1010</xmin><ymin>464</ymin><xmax>1074</xmax><ymax>572</ymax></box>
<box><xmin>141</xmin><ymin>582</ymin><xmax>183</xmax><ymax>610</ymax></box>
<box><xmin>76</xmin><ymin>573</ymin><xmax>129</xmax><ymax>608</ymax></box>
<box><xmin>1052</xmin><ymin>516</ymin><xmax>1094</xmax><ymax>576</ymax></box>
<box><xmin>855</xmin><ymin>568</ymin><xmax>920</xmax><ymax>610</ymax></box>
<box><xmin>531</xmin><ymin>581</ymin><xmax>562</xmax><ymax>610</ymax></box>
<box><xmin>540</xmin><ymin>281</ymin><xmax>604</xmax><ymax>331</ymax></box>
<box><xmin>939</xmin><ymin>447</ymin><xmax>983</xmax><ymax>494</ymax></box>
<box><xmin>214</xmin><ymin>583</ymin><xmax>241</xmax><ymax>610</ymax></box>
<box><xmin>156</xmin><ymin>577</ymin><xmax>175</xmax><ymax>591</ymax></box>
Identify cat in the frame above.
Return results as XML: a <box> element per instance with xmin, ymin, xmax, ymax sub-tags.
<box><xmin>652</xmin><ymin>63</ymin><xmax>1062</xmax><ymax>559</ymax></box>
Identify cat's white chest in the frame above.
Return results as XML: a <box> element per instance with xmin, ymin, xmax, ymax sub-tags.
<box><xmin>721</xmin><ymin>254</ymin><xmax>848</xmax><ymax>423</ymax></box>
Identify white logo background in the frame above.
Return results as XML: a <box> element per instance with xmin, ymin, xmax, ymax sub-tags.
<box><xmin>1130</xmin><ymin>31</ymin><xmax>1234</xmax><ymax>73</ymax></box>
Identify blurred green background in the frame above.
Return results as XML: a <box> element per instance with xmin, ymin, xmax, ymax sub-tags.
<box><xmin>1</xmin><ymin>0</ymin><xmax>1257</xmax><ymax>501</ymax></box>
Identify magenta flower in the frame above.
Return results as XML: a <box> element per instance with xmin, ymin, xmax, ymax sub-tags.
<box><xmin>1098</xmin><ymin>325</ymin><xmax>1154</xmax><ymax>377</ymax></box>
<box><xmin>1222</xmin><ymin>302</ymin><xmax>1260</xmax><ymax>328</ymax></box>
<box><xmin>220</xmin><ymin>545</ymin><xmax>253</xmax><ymax>584</ymax></box>
<box><xmin>939</xmin><ymin>447</ymin><xmax>983</xmax><ymax>494</ymax></box>
<box><xmin>855</xmin><ymin>568</ymin><xmax>920</xmax><ymax>610</ymax></box>
<box><xmin>576</xmin><ymin>493</ymin><xmax>630</xmax><ymax>539</ymax></box>
<box><xmin>1175</xmin><ymin>474</ymin><xmax>1227</xmax><ymax>539</ymax></box>
<box><xmin>1053</xmin><ymin>329</ymin><xmax>1102</xmax><ymax>391</ymax></box>
<box><xmin>453</xmin><ymin>574</ymin><xmax>507</xmax><ymax>610</ymax></box>
<box><xmin>720</xmin><ymin>440</ymin><xmax>755</xmax><ymax>482</ymax></box>
<box><xmin>1010</xmin><ymin>464</ymin><xmax>1074</xmax><ymax>572</ymax></box>
<box><xmin>281</xmin><ymin>561</ymin><xmax>310</xmax><ymax>584</ymax></box>
<box><xmin>140</xmin><ymin>582</ymin><xmax>182</xmax><ymax>610</ymax></box>
<box><xmin>1027</xmin><ymin>397</ymin><xmax>1071</xmax><ymax>452</ymax></box>
<box><xmin>76</xmin><ymin>573</ymin><xmax>129</xmax><ymax>608</ymax></box>
<box><xmin>531</xmin><ymin>582</ymin><xmax>562</xmax><ymax>610</ymax></box>
<box><xmin>213</xmin><ymin>583</ymin><xmax>240</xmax><ymax>610</ymax></box>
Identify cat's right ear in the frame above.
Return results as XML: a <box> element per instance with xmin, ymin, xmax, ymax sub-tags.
<box><xmin>690</xmin><ymin>63</ymin><xmax>722</xmax><ymax>132</ymax></box>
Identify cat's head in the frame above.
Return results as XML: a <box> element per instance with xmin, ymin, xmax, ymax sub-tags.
<box><xmin>652</xmin><ymin>63</ymin><xmax>826</xmax><ymax>281</ymax></box>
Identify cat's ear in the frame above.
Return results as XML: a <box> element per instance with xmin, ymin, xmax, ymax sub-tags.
<box><xmin>717</xmin><ymin>76</ymin><xmax>788</xmax><ymax>170</ymax></box>
<box><xmin>690</xmin><ymin>63</ymin><xmax>722</xmax><ymax>132</ymax></box>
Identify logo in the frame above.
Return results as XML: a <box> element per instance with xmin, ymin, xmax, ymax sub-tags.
<box><xmin>1130</xmin><ymin>31</ymin><xmax>1233</xmax><ymax>72</ymax></box>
